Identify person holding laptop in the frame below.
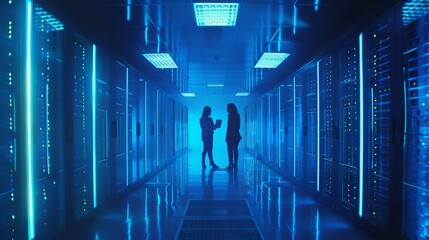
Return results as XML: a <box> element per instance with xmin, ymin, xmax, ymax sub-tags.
<box><xmin>200</xmin><ymin>106</ymin><xmax>220</xmax><ymax>169</ymax></box>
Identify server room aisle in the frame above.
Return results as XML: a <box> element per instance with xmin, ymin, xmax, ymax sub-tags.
<box><xmin>70</xmin><ymin>150</ymin><xmax>375</xmax><ymax>240</ymax></box>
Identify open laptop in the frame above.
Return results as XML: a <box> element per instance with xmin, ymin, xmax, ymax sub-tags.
<box><xmin>215</xmin><ymin>119</ymin><xmax>222</xmax><ymax>128</ymax></box>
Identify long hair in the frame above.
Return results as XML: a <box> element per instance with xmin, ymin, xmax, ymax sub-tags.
<box><xmin>227</xmin><ymin>103</ymin><xmax>238</xmax><ymax>114</ymax></box>
<box><xmin>201</xmin><ymin>106</ymin><xmax>211</xmax><ymax>118</ymax></box>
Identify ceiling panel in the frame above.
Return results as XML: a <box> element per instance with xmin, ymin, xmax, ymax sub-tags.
<box><xmin>39</xmin><ymin>0</ymin><xmax>399</xmax><ymax>102</ymax></box>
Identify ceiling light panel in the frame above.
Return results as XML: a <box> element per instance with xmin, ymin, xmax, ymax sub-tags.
<box><xmin>235</xmin><ymin>92</ymin><xmax>250</xmax><ymax>96</ymax></box>
<box><xmin>143</xmin><ymin>53</ymin><xmax>178</xmax><ymax>69</ymax></box>
<box><xmin>402</xmin><ymin>0</ymin><xmax>429</xmax><ymax>26</ymax></box>
<box><xmin>254</xmin><ymin>52</ymin><xmax>290</xmax><ymax>68</ymax></box>
<box><xmin>194</xmin><ymin>3</ymin><xmax>239</xmax><ymax>26</ymax></box>
<box><xmin>181</xmin><ymin>92</ymin><xmax>196</xmax><ymax>97</ymax></box>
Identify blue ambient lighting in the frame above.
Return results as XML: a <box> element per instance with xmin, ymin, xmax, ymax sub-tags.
<box><xmin>314</xmin><ymin>0</ymin><xmax>320</xmax><ymax>11</ymax></box>
<box><xmin>293</xmin><ymin>4</ymin><xmax>297</xmax><ymax>35</ymax></box>
<box><xmin>144</xmin><ymin>81</ymin><xmax>148</xmax><ymax>174</ymax></box>
<box><xmin>403</xmin><ymin>81</ymin><xmax>407</xmax><ymax>149</ymax></box>
<box><xmin>143</xmin><ymin>53</ymin><xmax>178</xmax><ymax>69</ymax></box>
<box><xmin>126</xmin><ymin>68</ymin><xmax>129</xmax><ymax>186</ymax></box>
<box><xmin>46</xmin><ymin>84</ymin><xmax>50</xmax><ymax>175</ymax></box>
<box><xmin>316</xmin><ymin>60</ymin><xmax>320</xmax><ymax>192</ymax></box>
<box><xmin>255</xmin><ymin>52</ymin><xmax>290</xmax><ymax>68</ymax></box>
<box><xmin>293</xmin><ymin>77</ymin><xmax>296</xmax><ymax>178</ymax></box>
<box><xmin>26</xmin><ymin>1</ymin><xmax>35</xmax><ymax>238</ymax></box>
<box><xmin>207</xmin><ymin>84</ymin><xmax>224</xmax><ymax>87</ymax></box>
<box><xmin>358</xmin><ymin>33</ymin><xmax>364</xmax><ymax>218</ymax></box>
<box><xmin>181</xmin><ymin>92</ymin><xmax>196</xmax><ymax>97</ymax></box>
<box><xmin>156</xmin><ymin>90</ymin><xmax>159</xmax><ymax>166</ymax></box>
<box><xmin>235</xmin><ymin>92</ymin><xmax>250</xmax><ymax>96</ymax></box>
<box><xmin>278</xmin><ymin>87</ymin><xmax>281</xmax><ymax>168</ymax></box>
<box><xmin>193</xmin><ymin>3</ymin><xmax>239</xmax><ymax>26</ymax></box>
<box><xmin>34</xmin><ymin>5</ymin><xmax>64</xmax><ymax>32</ymax></box>
<box><xmin>92</xmin><ymin>44</ymin><xmax>97</xmax><ymax>208</ymax></box>
<box><xmin>126</xmin><ymin>0</ymin><xmax>131</xmax><ymax>21</ymax></box>
<box><xmin>402</xmin><ymin>0</ymin><xmax>429</xmax><ymax>26</ymax></box>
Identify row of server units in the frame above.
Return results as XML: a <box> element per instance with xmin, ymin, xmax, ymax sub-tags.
<box><xmin>244</xmin><ymin>1</ymin><xmax>427</xmax><ymax>239</ymax></box>
<box><xmin>0</xmin><ymin>1</ymin><xmax>189</xmax><ymax>240</ymax></box>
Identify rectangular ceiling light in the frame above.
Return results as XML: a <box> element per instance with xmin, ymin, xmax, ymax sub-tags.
<box><xmin>402</xmin><ymin>0</ymin><xmax>429</xmax><ymax>26</ymax></box>
<box><xmin>207</xmin><ymin>84</ymin><xmax>224</xmax><ymax>87</ymax></box>
<box><xmin>235</xmin><ymin>92</ymin><xmax>250</xmax><ymax>96</ymax></box>
<box><xmin>35</xmin><ymin>5</ymin><xmax>64</xmax><ymax>32</ymax></box>
<box><xmin>255</xmin><ymin>52</ymin><xmax>290</xmax><ymax>68</ymax></box>
<box><xmin>143</xmin><ymin>53</ymin><xmax>178</xmax><ymax>69</ymax></box>
<box><xmin>181</xmin><ymin>92</ymin><xmax>196</xmax><ymax>97</ymax></box>
<box><xmin>194</xmin><ymin>3</ymin><xmax>239</xmax><ymax>26</ymax></box>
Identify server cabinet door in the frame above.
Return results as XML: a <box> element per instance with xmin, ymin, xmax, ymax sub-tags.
<box><xmin>128</xmin><ymin>68</ymin><xmax>137</xmax><ymax>184</ymax></box>
<box><xmin>361</xmin><ymin>12</ymin><xmax>398</xmax><ymax>232</ymax></box>
<box><xmin>318</xmin><ymin>55</ymin><xmax>337</xmax><ymax>200</ymax></box>
<box><xmin>338</xmin><ymin>38</ymin><xmax>360</xmax><ymax>213</ymax></box>
<box><xmin>71</xmin><ymin>33</ymin><xmax>95</xmax><ymax>219</ymax></box>
<box><xmin>95</xmin><ymin>47</ymin><xmax>111</xmax><ymax>206</ymax></box>
<box><xmin>285</xmin><ymin>79</ymin><xmax>295</xmax><ymax>178</ymax></box>
<box><xmin>112</xmin><ymin>61</ymin><xmax>127</xmax><ymax>193</ymax></box>
<box><xmin>402</xmin><ymin>6</ymin><xmax>429</xmax><ymax>240</ymax></box>
<box><xmin>304</xmin><ymin>64</ymin><xmax>318</xmax><ymax>190</ymax></box>
<box><xmin>0</xmin><ymin>1</ymin><xmax>20</xmax><ymax>239</ymax></box>
<box><xmin>294</xmin><ymin>74</ymin><xmax>304</xmax><ymax>182</ymax></box>
<box><xmin>137</xmin><ymin>79</ymin><xmax>146</xmax><ymax>179</ymax></box>
<box><xmin>146</xmin><ymin>83</ymin><xmax>157</xmax><ymax>173</ymax></box>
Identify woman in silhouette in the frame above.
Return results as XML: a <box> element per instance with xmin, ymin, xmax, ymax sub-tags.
<box><xmin>226</xmin><ymin>103</ymin><xmax>241</xmax><ymax>169</ymax></box>
<box><xmin>200</xmin><ymin>106</ymin><xmax>219</xmax><ymax>169</ymax></box>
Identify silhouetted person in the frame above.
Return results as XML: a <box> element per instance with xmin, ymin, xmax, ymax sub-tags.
<box><xmin>200</xmin><ymin>106</ymin><xmax>219</xmax><ymax>169</ymax></box>
<box><xmin>226</xmin><ymin>103</ymin><xmax>241</xmax><ymax>169</ymax></box>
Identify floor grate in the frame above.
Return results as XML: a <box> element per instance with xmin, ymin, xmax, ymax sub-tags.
<box><xmin>185</xmin><ymin>200</ymin><xmax>251</xmax><ymax>217</ymax></box>
<box><xmin>177</xmin><ymin>200</ymin><xmax>262</xmax><ymax>240</ymax></box>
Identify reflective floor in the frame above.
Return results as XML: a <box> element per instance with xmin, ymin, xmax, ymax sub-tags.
<box><xmin>70</xmin><ymin>150</ymin><xmax>375</xmax><ymax>240</ymax></box>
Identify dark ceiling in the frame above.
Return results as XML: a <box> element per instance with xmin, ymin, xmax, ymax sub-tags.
<box><xmin>39</xmin><ymin>0</ymin><xmax>398</xmax><ymax>103</ymax></box>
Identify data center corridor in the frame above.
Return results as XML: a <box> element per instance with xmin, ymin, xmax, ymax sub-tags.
<box><xmin>70</xmin><ymin>150</ymin><xmax>375</xmax><ymax>240</ymax></box>
<box><xmin>3</xmin><ymin>1</ymin><xmax>429</xmax><ymax>239</ymax></box>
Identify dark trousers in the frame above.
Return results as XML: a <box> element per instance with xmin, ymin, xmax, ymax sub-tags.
<box><xmin>202</xmin><ymin>136</ymin><xmax>214</xmax><ymax>165</ymax></box>
<box><xmin>227</xmin><ymin>140</ymin><xmax>239</xmax><ymax>166</ymax></box>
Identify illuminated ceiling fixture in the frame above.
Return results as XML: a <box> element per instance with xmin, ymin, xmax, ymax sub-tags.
<box><xmin>143</xmin><ymin>53</ymin><xmax>178</xmax><ymax>69</ymax></box>
<box><xmin>254</xmin><ymin>52</ymin><xmax>290</xmax><ymax>68</ymax></box>
<box><xmin>35</xmin><ymin>5</ymin><xmax>64</xmax><ymax>32</ymax></box>
<box><xmin>235</xmin><ymin>92</ymin><xmax>250</xmax><ymax>97</ymax></box>
<box><xmin>402</xmin><ymin>0</ymin><xmax>429</xmax><ymax>26</ymax></box>
<box><xmin>207</xmin><ymin>84</ymin><xmax>224</xmax><ymax>87</ymax></box>
<box><xmin>181</xmin><ymin>92</ymin><xmax>196</xmax><ymax>97</ymax></box>
<box><xmin>194</xmin><ymin>3</ymin><xmax>239</xmax><ymax>26</ymax></box>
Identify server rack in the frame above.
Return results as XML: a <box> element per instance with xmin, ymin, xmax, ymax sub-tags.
<box><xmin>128</xmin><ymin>68</ymin><xmax>138</xmax><ymax>185</ymax></box>
<box><xmin>95</xmin><ymin>46</ymin><xmax>111</xmax><ymax>207</ymax></box>
<box><xmin>403</xmin><ymin>6</ymin><xmax>429</xmax><ymax>239</ymax></box>
<box><xmin>112</xmin><ymin>60</ymin><xmax>127</xmax><ymax>193</ymax></box>
<box><xmin>71</xmin><ymin>32</ymin><xmax>95</xmax><ymax>219</ymax></box>
<box><xmin>279</xmin><ymin>85</ymin><xmax>287</xmax><ymax>172</ymax></box>
<box><xmin>294</xmin><ymin>74</ymin><xmax>304</xmax><ymax>182</ymax></box>
<box><xmin>272</xmin><ymin>88</ymin><xmax>280</xmax><ymax>168</ymax></box>
<box><xmin>318</xmin><ymin>54</ymin><xmax>337</xmax><ymax>201</ymax></box>
<box><xmin>146</xmin><ymin>82</ymin><xmax>156</xmax><ymax>173</ymax></box>
<box><xmin>157</xmin><ymin>90</ymin><xmax>166</xmax><ymax>166</ymax></box>
<box><xmin>285</xmin><ymin>79</ymin><xmax>295</xmax><ymax>178</ymax></box>
<box><xmin>338</xmin><ymin>38</ymin><xmax>360</xmax><ymax>213</ymax></box>
<box><xmin>137</xmin><ymin>78</ymin><xmax>146</xmax><ymax>179</ymax></box>
<box><xmin>0</xmin><ymin>1</ymin><xmax>20</xmax><ymax>239</ymax></box>
<box><xmin>303</xmin><ymin>64</ymin><xmax>318</xmax><ymax>190</ymax></box>
<box><xmin>0</xmin><ymin>2</ymin><xmax>189</xmax><ymax>239</ymax></box>
<box><xmin>31</xmin><ymin>5</ymin><xmax>66</xmax><ymax>238</ymax></box>
<box><xmin>362</xmin><ymin>12</ymin><xmax>397</xmax><ymax>231</ymax></box>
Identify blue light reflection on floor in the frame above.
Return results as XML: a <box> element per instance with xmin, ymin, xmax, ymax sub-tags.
<box><xmin>70</xmin><ymin>150</ymin><xmax>376</xmax><ymax>240</ymax></box>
